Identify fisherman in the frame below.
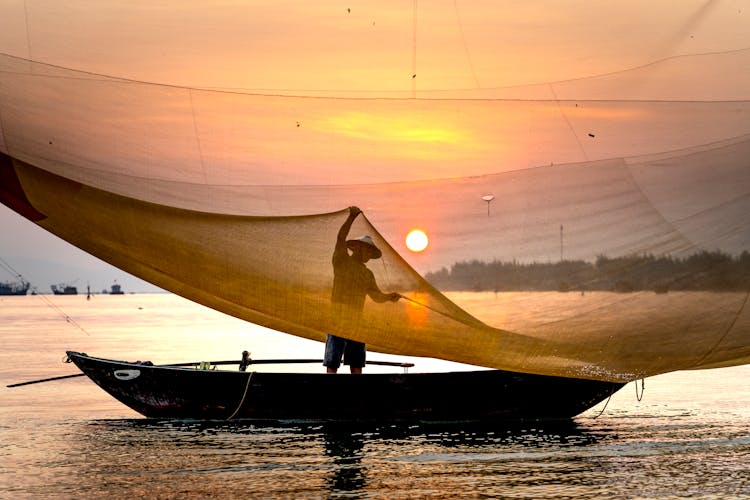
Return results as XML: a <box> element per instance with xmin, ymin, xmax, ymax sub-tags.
<box><xmin>324</xmin><ymin>206</ymin><xmax>400</xmax><ymax>374</ymax></box>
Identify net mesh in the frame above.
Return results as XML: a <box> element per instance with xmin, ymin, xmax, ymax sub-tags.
<box><xmin>1</xmin><ymin>3</ymin><xmax>749</xmax><ymax>381</ymax></box>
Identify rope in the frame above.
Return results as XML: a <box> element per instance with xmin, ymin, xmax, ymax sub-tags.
<box><xmin>379</xmin><ymin>258</ymin><xmax>393</xmax><ymax>290</ymax></box>
<box><xmin>691</xmin><ymin>289</ymin><xmax>750</xmax><ymax>368</ymax></box>
<box><xmin>548</xmin><ymin>83</ymin><xmax>588</xmax><ymax>162</ymax></box>
<box><xmin>0</xmin><ymin>257</ymin><xmax>90</xmax><ymax>335</ymax></box>
<box><xmin>4</xmin><ymin>47</ymin><xmax>750</xmax><ymax>100</ymax></box>
<box><xmin>188</xmin><ymin>88</ymin><xmax>208</xmax><ymax>183</ymax></box>
<box><xmin>379</xmin><ymin>258</ymin><xmax>470</xmax><ymax>325</ymax></box>
<box><xmin>23</xmin><ymin>0</ymin><xmax>33</xmax><ymax>63</ymax></box>
<box><xmin>411</xmin><ymin>0</ymin><xmax>418</xmax><ymax>98</ymax></box>
<box><xmin>635</xmin><ymin>378</ymin><xmax>645</xmax><ymax>402</ymax></box>
<box><xmin>398</xmin><ymin>293</ymin><xmax>460</xmax><ymax>322</ymax></box>
<box><xmin>591</xmin><ymin>393</ymin><xmax>613</xmax><ymax>419</ymax></box>
<box><xmin>453</xmin><ymin>0</ymin><xmax>480</xmax><ymax>89</ymax></box>
<box><xmin>226</xmin><ymin>372</ymin><xmax>254</xmax><ymax>420</ymax></box>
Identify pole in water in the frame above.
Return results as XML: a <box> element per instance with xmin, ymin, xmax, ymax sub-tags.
<box><xmin>560</xmin><ymin>224</ymin><xmax>564</xmax><ymax>262</ymax></box>
<box><xmin>482</xmin><ymin>194</ymin><xmax>495</xmax><ymax>217</ymax></box>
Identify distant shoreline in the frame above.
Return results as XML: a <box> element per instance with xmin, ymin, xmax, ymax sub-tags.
<box><xmin>425</xmin><ymin>250</ymin><xmax>750</xmax><ymax>293</ymax></box>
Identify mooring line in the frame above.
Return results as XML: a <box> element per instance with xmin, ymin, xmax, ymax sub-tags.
<box><xmin>635</xmin><ymin>378</ymin><xmax>645</xmax><ymax>402</ymax></box>
<box><xmin>592</xmin><ymin>393</ymin><xmax>613</xmax><ymax>419</ymax></box>
<box><xmin>227</xmin><ymin>372</ymin><xmax>254</xmax><ymax>420</ymax></box>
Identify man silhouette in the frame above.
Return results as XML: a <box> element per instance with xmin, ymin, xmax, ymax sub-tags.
<box><xmin>324</xmin><ymin>206</ymin><xmax>400</xmax><ymax>374</ymax></box>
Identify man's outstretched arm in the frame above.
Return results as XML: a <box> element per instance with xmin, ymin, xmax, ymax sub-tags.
<box><xmin>334</xmin><ymin>206</ymin><xmax>361</xmax><ymax>259</ymax></box>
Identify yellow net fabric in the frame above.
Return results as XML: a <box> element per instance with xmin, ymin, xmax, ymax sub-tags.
<box><xmin>5</xmin><ymin>147</ymin><xmax>750</xmax><ymax>382</ymax></box>
<box><xmin>1</xmin><ymin>3</ymin><xmax>750</xmax><ymax>382</ymax></box>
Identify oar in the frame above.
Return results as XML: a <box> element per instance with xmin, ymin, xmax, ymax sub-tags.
<box><xmin>7</xmin><ymin>358</ymin><xmax>416</xmax><ymax>388</ymax></box>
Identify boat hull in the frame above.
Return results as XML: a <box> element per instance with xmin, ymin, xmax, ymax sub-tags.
<box><xmin>0</xmin><ymin>282</ymin><xmax>29</xmax><ymax>295</ymax></box>
<box><xmin>67</xmin><ymin>351</ymin><xmax>623</xmax><ymax>422</ymax></box>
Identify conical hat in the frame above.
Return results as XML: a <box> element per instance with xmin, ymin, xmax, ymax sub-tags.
<box><xmin>346</xmin><ymin>235</ymin><xmax>382</xmax><ymax>259</ymax></box>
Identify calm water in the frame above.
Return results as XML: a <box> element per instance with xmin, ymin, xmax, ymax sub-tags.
<box><xmin>1</xmin><ymin>294</ymin><xmax>749</xmax><ymax>499</ymax></box>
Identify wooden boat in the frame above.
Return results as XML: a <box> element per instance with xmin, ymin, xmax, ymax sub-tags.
<box><xmin>66</xmin><ymin>351</ymin><xmax>623</xmax><ymax>422</ymax></box>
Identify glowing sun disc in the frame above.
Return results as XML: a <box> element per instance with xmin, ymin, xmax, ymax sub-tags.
<box><xmin>405</xmin><ymin>229</ymin><xmax>429</xmax><ymax>252</ymax></box>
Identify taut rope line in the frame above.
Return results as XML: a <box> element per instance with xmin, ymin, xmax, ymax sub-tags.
<box><xmin>0</xmin><ymin>256</ymin><xmax>90</xmax><ymax>335</ymax></box>
<box><xmin>398</xmin><ymin>293</ymin><xmax>461</xmax><ymax>322</ymax></box>
<box><xmin>227</xmin><ymin>372</ymin><xmax>254</xmax><ymax>420</ymax></box>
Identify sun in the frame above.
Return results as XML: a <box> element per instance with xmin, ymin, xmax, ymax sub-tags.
<box><xmin>405</xmin><ymin>229</ymin><xmax>429</xmax><ymax>252</ymax></box>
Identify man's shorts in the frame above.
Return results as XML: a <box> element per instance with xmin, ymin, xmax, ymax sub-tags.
<box><xmin>323</xmin><ymin>334</ymin><xmax>366</xmax><ymax>369</ymax></box>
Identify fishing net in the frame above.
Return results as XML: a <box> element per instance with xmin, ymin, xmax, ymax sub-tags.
<box><xmin>1</xmin><ymin>2</ymin><xmax>749</xmax><ymax>381</ymax></box>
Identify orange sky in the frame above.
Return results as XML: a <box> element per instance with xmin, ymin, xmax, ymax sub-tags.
<box><xmin>1</xmin><ymin>1</ymin><xmax>749</xmax><ymax>96</ymax></box>
<box><xmin>2</xmin><ymin>1</ymin><xmax>749</xmax><ymax>188</ymax></box>
<box><xmin>1</xmin><ymin>1</ymin><xmax>750</xmax><ymax>284</ymax></box>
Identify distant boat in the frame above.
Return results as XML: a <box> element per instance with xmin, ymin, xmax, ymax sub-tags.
<box><xmin>51</xmin><ymin>284</ymin><xmax>78</xmax><ymax>295</ymax></box>
<box><xmin>109</xmin><ymin>282</ymin><xmax>124</xmax><ymax>295</ymax></box>
<box><xmin>0</xmin><ymin>280</ymin><xmax>29</xmax><ymax>295</ymax></box>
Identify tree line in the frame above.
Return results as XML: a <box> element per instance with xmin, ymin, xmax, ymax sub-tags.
<box><xmin>425</xmin><ymin>250</ymin><xmax>750</xmax><ymax>292</ymax></box>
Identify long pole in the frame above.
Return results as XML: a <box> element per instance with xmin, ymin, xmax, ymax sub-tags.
<box><xmin>482</xmin><ymin>194</ymin><xmax>495</xmax><ymax>217</ymax></box>
<box><xmin>560</xmin><ymin>224</ymin><xmax>564</xmax><ymax>262</ymax></box>
<box><xmin>7</xmin><ymin>373</ymin><xmax>84</xmax><ymax>388</ymax></box>
<box><xmin>7</xmin><ymin>358</ymin><xmax>416</xmax><ymax>387</ymax></box>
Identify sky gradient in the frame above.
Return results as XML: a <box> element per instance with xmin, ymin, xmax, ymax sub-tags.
<box><xmin>1</xmin><ymin>1</ymin><xmax>749</xmax><ymax>291</ymax></box>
